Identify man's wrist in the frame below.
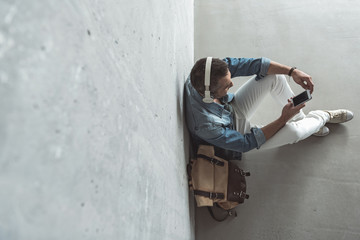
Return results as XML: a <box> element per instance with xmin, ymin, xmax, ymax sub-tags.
<box><xmin>288</xmin><ymin>67</ymin><xmax>297</xmax><ymax>76</ymax></box>
<box><xmin>278</xmin><ymin>115</ymin><xmax>288</xmax><ymax>126</ymax></box>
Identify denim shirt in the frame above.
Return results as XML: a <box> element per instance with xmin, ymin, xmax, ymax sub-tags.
<box><xmin>185</xmin><ymin>57</ymin><xmax>271</xmax><ymax>153</ymax></box>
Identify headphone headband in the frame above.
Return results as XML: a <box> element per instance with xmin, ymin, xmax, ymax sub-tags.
<box><xmin>203</xmin><ymin>57</ymin><xmax>213</xmax><ymax>103</ymax></box>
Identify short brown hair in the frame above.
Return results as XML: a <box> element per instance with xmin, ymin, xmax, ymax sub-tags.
<box><xmin>190</xmin><ymin>58</ymin><xmax>228</xmax><ymax>95</ymax></box>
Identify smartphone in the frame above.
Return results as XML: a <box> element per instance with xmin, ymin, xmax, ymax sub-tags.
<box><xmin>292</xmin><ymin>90</ymin><xmax>312</xmax><ymax>106</ymax></box>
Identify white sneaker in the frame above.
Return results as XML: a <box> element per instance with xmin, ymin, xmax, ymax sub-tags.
<box><xmin>313</xmin><ymin>126</ymin><xmax>330</xmax><ymax>137</ymax></box>
<box><xmin>325</xmin><ymin>109</ymin><xmax>354</xmax><ymax>123</ymax></box>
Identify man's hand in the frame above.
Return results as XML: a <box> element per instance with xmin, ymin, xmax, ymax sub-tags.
<box><xmin>280</xmin><ymin>100</ymin><xmax>306</xmax><ymax>123</ymax></box>
<box><xmin>292</xmin><ymin>69</ymin><xmax>314</xmax><ymax>94</ymax></box>
<box><xmin>261</xmin><ymin>100</ymin><xmax>305</xmax><ymax>141</ymax></box>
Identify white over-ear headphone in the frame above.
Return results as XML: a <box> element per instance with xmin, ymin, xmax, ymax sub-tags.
<box><xmin>203</xmin><ymin>57</ymin><xmax>214</xmax><ymax>103</ymax></box>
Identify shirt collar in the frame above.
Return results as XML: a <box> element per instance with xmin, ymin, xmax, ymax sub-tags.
<box><xmin>188</xmin><ymin>78</ymin><xmax>234</xmax><ymax>118</ymax></box>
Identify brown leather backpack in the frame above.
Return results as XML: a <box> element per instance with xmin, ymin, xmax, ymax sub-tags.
<box><xmin>187</xmin><ymin>145</ymin><xmax>250</xmax><ymax>221</ymax></box>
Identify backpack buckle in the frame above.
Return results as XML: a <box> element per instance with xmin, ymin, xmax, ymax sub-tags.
<box><xmin>234</xmin><ymin>191</ymin><xmax>250</xmax><ymax>199</ymax></box>
<box><xmin>209</xmin><ymin>192</ymin><xmax>218</xmax><ymax>199</ymax></box>
<box><xmin>210</xmin><ymin>158</ymin><xmax>220</xmax><ymax>165</ymax></box>
<box><xmin>240</xmin><ymin>191</ymin><xmax>250</xmax><ymax>199</ymax></box>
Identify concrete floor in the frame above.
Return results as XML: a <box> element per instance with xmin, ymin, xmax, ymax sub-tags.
<box><xmin>194</xmin><ymin>0</ymin><xmax>360</xmax><ymax>239</ymax></box>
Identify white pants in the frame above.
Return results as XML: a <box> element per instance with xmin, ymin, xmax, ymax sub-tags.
<box><xmin>231</xmin><ymin>74</ymin><xmax>330</xmax><ymax>151</ymax></box>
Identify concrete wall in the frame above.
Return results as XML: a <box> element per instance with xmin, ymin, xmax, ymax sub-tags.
<box><xmin>0</xmin><ymin>1</ymin><xmax>194</xmax><ymax>239</ymax></box>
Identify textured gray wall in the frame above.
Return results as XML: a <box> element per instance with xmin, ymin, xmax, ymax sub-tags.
<box><xmin>0</xmin><ymin>1</ymin><xmax>194</xmax><ymax>239</ymax></box>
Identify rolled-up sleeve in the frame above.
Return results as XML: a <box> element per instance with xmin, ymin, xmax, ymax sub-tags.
<box><xmin>250</xmin><ymin>127</ymin><xmax>266</xmax><ymax>149</ymax></box>
<box><xmin>196</xmin><ymin>125</ymin><xmax>266</xmax><ymax>152</ymax></box>
<box><xmin>223</xmin><ymin>57</ymin><xmax>271</xmax><ymax>80</ymax></box>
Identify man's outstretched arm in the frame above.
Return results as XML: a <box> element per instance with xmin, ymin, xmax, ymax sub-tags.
<box><xmin>267</xmin><ymin>61</ymin><xmax>314</xmax><ymax>94</ymax></box>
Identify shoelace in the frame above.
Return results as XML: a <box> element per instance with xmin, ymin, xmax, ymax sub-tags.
<box><xmin>331</xmin><ymin>112</ymin><xmax>344</xmax><ymax>119</ymax></box>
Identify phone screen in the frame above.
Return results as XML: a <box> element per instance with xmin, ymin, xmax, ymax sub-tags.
<box><xmin>293</xmin><ymin>91</ymin><xmax>311</xmax><ymax>106</ymax></box>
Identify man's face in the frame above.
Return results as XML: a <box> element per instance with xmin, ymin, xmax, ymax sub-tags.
<box><xmin>213</xmin><ymin>70</ymin><xmax>233</xmax><ymax>99</ymax></box>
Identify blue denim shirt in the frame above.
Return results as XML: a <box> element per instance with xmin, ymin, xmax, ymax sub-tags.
<box><xmin>185</xmin><ymin>57</ymin><xmax>271</xmax><ymax>153</ymax></box>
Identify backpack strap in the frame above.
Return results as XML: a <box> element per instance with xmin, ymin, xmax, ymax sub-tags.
<box><xmin>196</xmin><ymin>154</ymin><xmax>224</xmax><ymax>166</ymax></box>
<box><xmin>207</xmin><ymin>204</ymin><xmax>237</xmax><ymax>222</ymax></box>
<box><xmin>193</xmin><ymin>190</ymin><xmax>225</xmax><ymax>200</ymax></box>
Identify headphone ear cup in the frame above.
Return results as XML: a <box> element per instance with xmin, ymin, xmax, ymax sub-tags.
<box><xmin>203</xmin><ymin>91</ymin><xmax>214</xmax><ymax>103</ymax></box>
<box><xmin>203</xmin><ymin>97</ymin><xmax>214</xmax><ymax>103</ymax></box>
